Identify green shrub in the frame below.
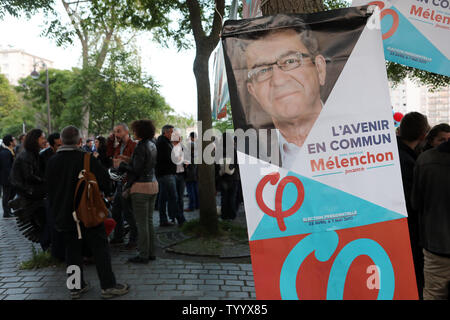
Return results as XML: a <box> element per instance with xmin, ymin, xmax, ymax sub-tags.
<box><xmin>19</xmin><ymin>246</ymin><xmax>63</xmax><ymax>270</ymax></box>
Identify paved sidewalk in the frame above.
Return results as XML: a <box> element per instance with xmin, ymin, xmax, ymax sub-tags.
<box><xmin>0</xmin><ymin>199</ymin><xmax>256</xmax><ymax>300</ymax></box>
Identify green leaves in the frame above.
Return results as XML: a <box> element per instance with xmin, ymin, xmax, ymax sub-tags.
<box><xmin>0</xmin><ymin>74</ymin><xmax>34</xmax><ymax>137</ymax></box>
<box><xmin>0</xmin><ymin>0</ymin><xmax>53</xmax><ymax>19</ymax></box>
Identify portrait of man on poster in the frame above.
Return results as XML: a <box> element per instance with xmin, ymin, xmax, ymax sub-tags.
<box><xmin>244</xmin><ymin>26</ymin><xmax>327</xmax><ymax>168</ymax></box>
<box><xmin>222</xmin><ymin>13</ymin><xmax>364</xmax><ymax>168</ymax></box>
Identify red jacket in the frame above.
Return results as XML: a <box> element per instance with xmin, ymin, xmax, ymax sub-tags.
<box><xmin>106</xmin><ymin>134</ymin><xmax>136</xmax><ymax>159</ymax></box>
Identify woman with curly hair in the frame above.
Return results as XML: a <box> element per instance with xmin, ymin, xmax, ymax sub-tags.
<box><xmin>118</xmin><ymin>120</ymin><xmax>158</xmax><ymax>263</ymax></box>
<box><xmin>10</xmin><ymin>129</ymin><xmax>48</xmax><ymax>247</ymax></box>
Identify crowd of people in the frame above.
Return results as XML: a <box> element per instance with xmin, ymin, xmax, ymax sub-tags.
<box><xmin>0</xmin><ymin>120</ymin><xmax>243</xmax><ymax>299</ymax></box>
<box><xmin>396</xmin><ymin>112</ymin><xmax>450</xmax><ymax>300</ymax></box>
<box><xmin>1</xmin><ymin>112</ymin><xmax>448</xmax><ymax>300</ymax></box>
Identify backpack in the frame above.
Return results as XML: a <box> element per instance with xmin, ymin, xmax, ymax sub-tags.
<box><xmin>72</xmin><ymin>153</ymin><xmax>108</xmax><ymax>239</ymax></box>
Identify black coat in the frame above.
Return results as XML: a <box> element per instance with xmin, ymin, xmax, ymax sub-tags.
<box><xmin>95</xmin><ymin>146</ymin><xmax>112</xmax><ymax>169</ymax></box>
<box><xmin>119</xmin><ymin>139</ymin><xmax>157</xmax><ymax>188</ymax></box>
<box><xmin>397</xmin><ymin>137</ymin><xmax>418</xmax><ymax>228</ymax></box>
<box><xmin>39</xmin><ymin>147</ymin><xmax>55</xmax><ymax>175</ymax></box>
<box><xmin>155</xmin><ymin>135</ymin><xmax>176</xmax><ymax>177</ymax></box>
<box><xmin>10</xmin><ymin>150</ymin><xmax>45</xmax><ymax>199</ymax></box>
<box><xmin>0</xmin><ymin>146</ymin><xmax>14</xmax><ymax>186</ymax></box>
<box><xmin>46</xmin><ymin>148</ymin><xmax>113</xmax><ymax>232</ymax></box>
<box><xmin>411</xmin><ymin>141</ymin><xmax>450</xmax><ymax>256</ymax></box>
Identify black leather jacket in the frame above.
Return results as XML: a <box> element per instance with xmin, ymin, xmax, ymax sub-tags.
<box><xmin>10</xmin><ymin>150</ymin><xmax>46</xmax><ymax>200</ymax></box>
<box><xmin>119</xmin><ymin>138</ymin><xmax>157</xmax><ymax>188</ymax></box>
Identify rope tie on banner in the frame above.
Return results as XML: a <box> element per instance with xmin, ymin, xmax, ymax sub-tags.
<box><xmin>260</xmin><ymin>0</ymin><xmax>269</xmax><ymax>7</ymax></box>
<box><xmin>215</xmin><ymin>6</ymin><xmax>223</xmax><ymax>25</ymax></box>
<box><xmin>215</xmin><ymin>5</ymin><xmax>223</xmax><ymax>37</ymax></box>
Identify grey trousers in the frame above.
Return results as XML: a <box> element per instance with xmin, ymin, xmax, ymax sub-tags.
<box><xmin>423</xmin><ymin>249</ymin><xmax>450</xmax><ymax>300</ymax></box>
<box><xmin>131</xmin><ymin>193</ymin><xmax>157</xmax><ymax>259</ymax></box>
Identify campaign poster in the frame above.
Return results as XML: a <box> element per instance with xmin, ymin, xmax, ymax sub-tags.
<box><xmin>221</xmin><ymin>6</ymin><xmax>418</xmax><ymax>299</ymax></box>
<box><xmin>353</xmin><ymin>0</ymin><xmax>450</xmax><ymax>77</ymax></box>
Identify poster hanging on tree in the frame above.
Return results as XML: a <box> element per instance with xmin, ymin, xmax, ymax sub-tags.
<box><xmin>221</xmin><ymin>6</ymin><xmax>418</xmax><ymax>300</ymax></box>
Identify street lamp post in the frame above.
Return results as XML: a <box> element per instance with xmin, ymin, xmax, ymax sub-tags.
<box><xmin>30</xmin><ymin>61</ymin><xmax>51</xmax><ymax>134</ymax></box>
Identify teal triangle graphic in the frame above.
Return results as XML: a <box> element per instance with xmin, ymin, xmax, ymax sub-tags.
<box><xmin>250</xmin><ymin>171</ymin><xmax>405</xmax><ymax>241</ymax></box>
<box><xmin>382</xmin><ymin>6</ymin><xmax>450</xmax><ymax>77</ymax></box>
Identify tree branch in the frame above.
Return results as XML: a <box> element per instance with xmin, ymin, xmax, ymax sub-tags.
<box><xmin>206</xmin><ymin>0</ymin><xmax>225</xmax><ymax>52</ymax></box>
<box><xmin>61</xmin><ymin>0</ymin><xmax>84</xmax><ymax>43</ymax></box>
<box><xmin>186</xmin><ymin>0</ymin><xmax>206</xmax><ymax>44</ymax></box>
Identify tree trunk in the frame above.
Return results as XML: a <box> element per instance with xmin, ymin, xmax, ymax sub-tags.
<box><xmin>187</xmin><ymin>0</ymin><xmax>225</xmax><ymax>236</ymax></box>
<box><xmin>193</xmin><ymin>52</ymin><xmax>219</xmax><ymax>235</ymax></box>
<box><xmin>261</xmin><ymin>0</ymin><xmax>324</xmax><ymax>15</ymax></box>
<box><xmin>81</xmin><ymin>46</ymin><xmax>90</xmax><ymax>139</ymax></box>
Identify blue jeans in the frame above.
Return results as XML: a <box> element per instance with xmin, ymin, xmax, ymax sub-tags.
<box><xmin>186</xmin><ymin>181</ymin><xmax>199</xmax><ymax>210</ymax></box>
<box><xmin>157</xmin><ymin>175</ymin><xmax>186</xmax><ymax>225</ymax></box>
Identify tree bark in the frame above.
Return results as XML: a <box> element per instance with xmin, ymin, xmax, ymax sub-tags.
<box><xmin>193</xmin><ymin>53</ymin><xmax>219</xmax><ymax>234</ymax></box>
<box><xmin>261</xmin><ymin>0</ymin><xmax>324</xmax><ymax>15</ymax></box>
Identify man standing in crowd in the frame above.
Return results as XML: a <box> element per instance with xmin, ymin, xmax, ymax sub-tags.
<box><xmin>185</xmin><ymin>132</ymin><xmax>199</xmax><ymax>212</ymax></box>
<box><xmin>0</xmin><ymin>135</ymin><xmax>17</xmax><ymax>218</ymax></box>
<box><xmin>40</xmin><ymin>132</ymin><xmax>62</xmax><ymax>172</ymax></box>
<box><xmin>156</xmin><ymin>124</ymin><xmax>186</xmax><ymax>227</ymax></box>
<box><xmin>82</xmin><ymin>138</ymin><xmax>94</xmax><ymax>152</ymax></box>
<box><xmin>46</xmin><ymin>125</ymin><xmax>129</xmax><ymax>299</ymax></box>
<box><xmin>411</xmin><ymin>138</ymin><xmax>450</xmax><ymax>300</ymax></box>
<box><xmin>107</xmin><ymin>123</ymin><xmax>138</xmax><ymax>248</ymax></box>
<box><xmin>396</xmin><ymin>112</ymin><xmax>430</xmax><ymax>299</ymax></box>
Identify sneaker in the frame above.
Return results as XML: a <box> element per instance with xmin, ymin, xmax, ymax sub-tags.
<box><xmin>101</xmin><ymin>283</ymin><xmax>130</xmax><ymax>299</ymax></box>
<box><xmin>127</xmin><ymin>255</ymin><xmax>149</xmax><ymax>264</ymax></box>
<box><xmin>71</xmin><ymin>282</ymin><xmax>91</xmax><ymax>300</ymax></box>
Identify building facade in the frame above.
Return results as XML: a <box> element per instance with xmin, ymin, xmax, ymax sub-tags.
<box><xmin>419</xmin><ymin>86</ymin><xmax>450</xmax><ymax>126</ymax></box>
<box><xmin>389</xmin><ymin>78</ymin><xmax>450</xmax><ymax>127</ymax></box>
<box><xmin>0</xmin><ymin>47</ymin><xmax>53</xmax><ymax>86</ymax></box>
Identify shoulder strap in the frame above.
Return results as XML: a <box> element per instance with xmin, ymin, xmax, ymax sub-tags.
<box><xmin>84</xmin><ymin>152</ymin><xmax>91</xmax><ymax>173</ymax></box>
<box><xmin>73</xmin><ymin>153</ymin><xmax>90</xmax><ymax>210</ymax></box>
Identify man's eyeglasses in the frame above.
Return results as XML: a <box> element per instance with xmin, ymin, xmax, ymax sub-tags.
<box><xmin>248</xmin><ymin>52</ymin><xmax>314</xmax><ymax>83</ymax></box>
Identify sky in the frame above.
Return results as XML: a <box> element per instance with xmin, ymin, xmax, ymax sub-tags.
<box><xmin>0</xmin><ymin>4</ymin><xmax>201</xmax><ymax>119</ymax></box>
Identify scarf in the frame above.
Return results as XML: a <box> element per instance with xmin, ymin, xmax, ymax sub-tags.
<box><xmin>1</xmin><ymin>143</ymin><xmax>15</xmax><ymax>158</ymax></box>
<box><xmin>56</xmin><ymin>145</ymin><xmax>83</xmax><ymax>153</ymax></box>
